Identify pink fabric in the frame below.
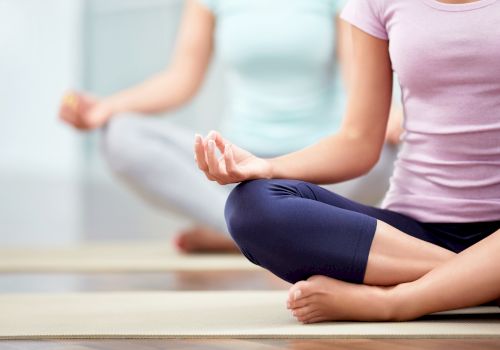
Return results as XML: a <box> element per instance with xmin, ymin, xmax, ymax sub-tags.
<box><xmin>341</xmin><ymin>0</ymin><xmax>500</xmax><ymax>222</ymax></box>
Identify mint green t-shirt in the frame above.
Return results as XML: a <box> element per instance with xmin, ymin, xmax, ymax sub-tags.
<box><xmin>200</xmin><ymin>0</ymin><xmax>348</xmax><ymax>155</ymax></box>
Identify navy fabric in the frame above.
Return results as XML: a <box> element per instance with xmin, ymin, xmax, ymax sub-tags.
<box><xmin>225</xmin><ymin>179</ymin><xmax>500</xmax><ymax>284</ymax></box>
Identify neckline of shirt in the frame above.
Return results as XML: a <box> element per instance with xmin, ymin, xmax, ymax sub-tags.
<box><xmin>421</xmin><ymin>0</ymin><xmax>497</xmax><ymax>11</ymax></box>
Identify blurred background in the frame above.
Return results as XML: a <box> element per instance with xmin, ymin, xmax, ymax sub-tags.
<box><xmin>0</xmin><ymin>0</ymin><xmax>225</xmax><ymax>246</ymax></box>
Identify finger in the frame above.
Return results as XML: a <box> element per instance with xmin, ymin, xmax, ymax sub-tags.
<box><xmin>59</xmin><ymin>94</ymin><xmax>79</xmax><ymax>122</ymax></box>
<box><xmin>63</xmin><ymin>92</ymin><xmax>79</xmax><ymax>110</ymax></box>
<box><xmin>203</xmin><ymin>137</ymin><xmax>218</xmax><ymax>179</ymax></box>
<box><xmin>60</xmin><ymin>106</ymin><xmax>88</xmax><ymax>130</ymax></box>
<box><xmin>60</xmin><ymin>92</ymin><xmax>89</xmax><ymax>128</ymax></box>
<box><xmin>224</xmin><ymin>144</ymin><xmax>241</xmax><ymax>179</ymax></box>
<box><xmin>206</xmin><ymin>139</ymin><xmax>224</xmax><ymax>178</ymax></box>
<box><xmin>59</xmin><ymin>104</ymin><xmax>76</xmax><ymax>124</ymax></box>
<box><xmin>203</xmin><ymin>139</ymin><xmax>223</xmax><ymax>182</ymax></box>
<box><xmin>73</xmin><ymin>111</ymin><xmax>93</xmax><ymax>130</ymax></box>
<box><xmin>195</xmin><ymin>137</ymin><xmax>218</xmax><ymax>181</ymax></box>
<box><xmin>208</xmin><ymin>130</ymin><xmax>228</xmax><ymax>154</ymax></box>
<box><xmin>194</xmin><ymin>134</ymin><xmax>209</xmax><ymax>172</ymax></box>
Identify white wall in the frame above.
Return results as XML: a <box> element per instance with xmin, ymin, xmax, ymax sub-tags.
<box><xmin>0</xmin><ymin>0</ymin><xmax>84</xmax><ymax>177</ymax></box>
<box><xmin>0</xmin><ymin>0</ymin><xmax>84</xmax><ymax>245</ymax></box>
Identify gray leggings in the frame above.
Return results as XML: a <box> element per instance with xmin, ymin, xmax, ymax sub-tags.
<box><xmin>101</xmin><ymin>114</ymin><xmax>398</xmax><ymax>235</ymax></box>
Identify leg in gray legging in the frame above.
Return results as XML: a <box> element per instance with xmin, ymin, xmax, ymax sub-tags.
<box><xmin>101</xmin><ymin>114</ymin><xmax>231</xmax><ymax>235</ymax></box>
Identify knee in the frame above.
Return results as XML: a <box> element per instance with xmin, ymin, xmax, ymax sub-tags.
<box><xmin>101</xmin><ymin>115</ymin><xmax>147</xmax><ymax>178</ymax></box>
<box><xmin>224</xmin><ymin>180</ymin><xmax>275</xmax><ymax>262</ymax></box>
<box><xmin>225</xmin><ymin>180</ymin><xmax>269</xmax><ymax>235</ymax></box>
<box><xmin>224</xmin><ymin>179</ymin><xmax>298</xmax><ymax>248</ymax></box>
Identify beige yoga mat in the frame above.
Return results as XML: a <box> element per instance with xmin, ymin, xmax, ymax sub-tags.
<box><xmin>0</xmin><ymin>242</ymin><xmax>258</xmax><ymax>272</ymax></box>
<box><xmin>0</xmin><ymin>291</ymin><xmax>498</xmax><ymax>339</ymax></box>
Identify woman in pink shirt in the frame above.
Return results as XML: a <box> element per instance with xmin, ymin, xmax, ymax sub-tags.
<box><xmin>194</xmin><ymin>0</ymin><xmax>500</xmax><ymax>322</ymax></box>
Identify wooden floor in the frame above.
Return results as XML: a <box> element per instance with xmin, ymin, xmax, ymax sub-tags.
<box><xmin>0</xmin><ymin>271</ymin><xmax>499</xmax><ymax>350</ymax></box>
<box><xmin>1</xmin><ymin>339</ymin><xmax>500</xmax><ymax>350</ymax></box>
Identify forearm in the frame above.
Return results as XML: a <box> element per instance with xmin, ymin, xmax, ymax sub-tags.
<box><xmin>269</xmin><ymin>131</ymin><xmax>382</xmax><ymax>184</ymax></box>
<box><xmin>104</xmin><ymin>64</ymin><xmax>200</xmax><ymax>116</ymax></box>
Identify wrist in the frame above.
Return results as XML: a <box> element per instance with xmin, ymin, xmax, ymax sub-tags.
<box><xmin>265</xmin><ymin>158</ymin><xmax>278</xmax><ymax>179</ymax></box>
<box><xmin>102</xmin><ymin>96</ymin><xmax>126</xmax><ymax>117</ymax></box>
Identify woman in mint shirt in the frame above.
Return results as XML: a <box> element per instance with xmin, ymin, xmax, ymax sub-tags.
<box><xmin>59</xmin><ymin>0</ymin><xmax>401</xmax><ymax>252</ymax></box>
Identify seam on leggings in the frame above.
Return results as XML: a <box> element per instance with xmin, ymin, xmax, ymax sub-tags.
<box><xmin>295</xmin><ymin>182</ymin><xmax>318</xmax><ymax>201</ymax></box>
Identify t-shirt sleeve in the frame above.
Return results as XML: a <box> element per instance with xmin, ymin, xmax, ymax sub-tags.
<box><xmin>198</xmin><ymin>0</ymin><xmax>217</xmax><ymax>13</ymax></box>
<box><xmin>340</xmin><ymin>0</ymin><xmax>388</xmax><ymax>40</ymax></box>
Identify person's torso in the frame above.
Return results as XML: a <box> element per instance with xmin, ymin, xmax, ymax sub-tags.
<box><xmin>378</xmin><ymin>0</ymin><xmax>500</xmax><ymax>222</ymax></box>
<box><xmin>203</xmin><ymin>0</ymin><xmax>346</xmax><ymax>155</ymax></box>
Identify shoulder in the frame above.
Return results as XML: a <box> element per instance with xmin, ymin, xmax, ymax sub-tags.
<box><xmin>340</xmin><ymin>0</ymin><xmax>389</xmax><ymax>40</ymax></box>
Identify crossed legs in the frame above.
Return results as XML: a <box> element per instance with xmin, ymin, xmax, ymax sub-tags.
<box><xmin>225</xmin><ymin>179</ymin><xmax>500</xmax><ymax>322</ymax></box>
<box><xmin>288</xmin><ymin>228</ymin><xmax>500</xmax><ymax>322</ymax></box>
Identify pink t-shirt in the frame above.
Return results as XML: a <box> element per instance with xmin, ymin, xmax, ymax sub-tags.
<box><xmin>341</xmin><ymin>0</ymin><xmax>500</xmax><ymax>223</ymax></box>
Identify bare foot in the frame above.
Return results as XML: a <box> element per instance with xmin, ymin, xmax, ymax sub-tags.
<box><xmin>173</xmin><ymin>226</ymin><xmax>241</xmax><ymax>254</ymax></box>
<box><xmin>286</xmin><ymin>275</ymin><xmax>393</xmax><ymax>323</ymax></box>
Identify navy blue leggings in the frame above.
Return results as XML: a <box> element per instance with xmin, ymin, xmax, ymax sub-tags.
<box><xmin>225</xmin><ymin>179</ymin><xmax>500</xmax><ymax>284</ymax></box>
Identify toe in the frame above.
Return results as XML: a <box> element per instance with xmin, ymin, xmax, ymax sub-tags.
<box><xmin>173</xmin><ymin>234</ymin><xmax>188</xmax><ymax>252</ymax></box>
<box><xmin>297</xmin><ymin>310</ymin><xmax>322</xmax><ymax>324</ymax></box>
<box><xmin>288</xmin><ymin>280</ymin><xmax>314</xmax><ymax>302</ymax></box>
<box><xmin>288</xmin><ymin>282</ymin><xmax>305</xmax><ymax>301</ymax></box>
<box><xmin>289</xmin><ymin>295</ymin><xmax>315</xmax><ymax>310</ymax></box>
<box><xmin>302</xmin><ymin>315</ymin><xmax>328</xmax><ymax>324</ymax></box>
<box><xmin>292</xmin><ymin>305</ymin><xmax>317</xmax><ymax>318</ymax></box>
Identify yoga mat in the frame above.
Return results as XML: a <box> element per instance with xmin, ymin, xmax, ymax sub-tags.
<box><xmin>0</xmin><ymin>291</ymin><xmax>498</xmax><ymax>339</ymax></box>
<box><xmin>0</xmin><ymin>242</ymin><xmax>258</xmax><ymax>273</ymax></box>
